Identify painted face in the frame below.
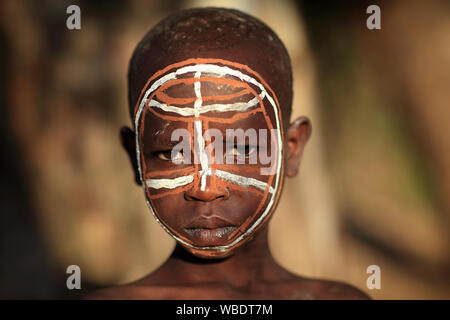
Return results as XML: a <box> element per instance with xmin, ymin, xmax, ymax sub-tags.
<box><xmin>134</xmin><ymin>58</ymin><xmax>284</xmax><ymax>258</ymax></box>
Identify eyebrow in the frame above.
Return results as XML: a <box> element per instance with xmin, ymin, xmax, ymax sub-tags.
<box><xmin>147</xmin><ymin>128</ymin><xmax>181</xmax><ymax>148</ymax></box>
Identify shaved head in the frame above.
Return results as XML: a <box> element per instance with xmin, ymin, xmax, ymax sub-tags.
<box><xmin>128</xmin><ymin>7</ymin><xmax>293</xmax><ymax>128</ymax></box>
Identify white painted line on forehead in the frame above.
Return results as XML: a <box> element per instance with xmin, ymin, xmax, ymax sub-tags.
<box><xmin>214</xmin><ymin>169</ymin><xmax>274</xmax><ymax>194</ymax></box>
<box><xmin>146</xmin><ymin>175</ymin><xmax>194</xmax><ymax>189</ymax></box>
<box><xmin>193</xmin><ymin>71</ymin><xmax>202</xmax><ymax>118</ymax></box>
<box><xmin>148</xmin><ymin>94</ymin><xmax>263</xmax><ymax>116</ymax></box>
<box><xmin>136</xmin><ymin>64</ymin><xmax>273</xmax><ymax>122</ymax></box>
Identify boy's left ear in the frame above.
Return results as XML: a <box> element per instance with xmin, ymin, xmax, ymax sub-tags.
<box><xmin>120</xmin><ymin>126</ymin><xmax>142</xmax><ymax>185</ymax></box>
<box><xmin>285</xmin><ymin>116</ymin><xmax>312</xmax><ymax>177</ymax></box>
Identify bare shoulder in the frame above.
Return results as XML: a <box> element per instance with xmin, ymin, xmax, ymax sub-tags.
<box><xmin>279</xmin><ymin>268</ymin><xmax>370</xmax><ymax>300</ymax></box>
<box><xmin>302</xmin><ymin>278</ymin><xmax>371</xmax><ymax>300</ymax></box>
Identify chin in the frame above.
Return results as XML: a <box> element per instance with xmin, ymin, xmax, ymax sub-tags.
<box><xmin>181</xmin><ymin>243</ymin><xmax>237</xmax><ymax>260</ymax></box>
<box><xmin>180</xmin><ymin>228</ymin><xmax>261</xmax><ymax>259</ymax></box>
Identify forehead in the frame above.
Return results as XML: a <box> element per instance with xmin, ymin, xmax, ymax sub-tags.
<box><xmin>134</xmin><ymin>59</ymin><xmax>283</xmax><ymax>137</ymax></box>
<box><xmin>143</xmin><ymin>80</ymin><xmax>273</xmax><ymax>143</ymax></box>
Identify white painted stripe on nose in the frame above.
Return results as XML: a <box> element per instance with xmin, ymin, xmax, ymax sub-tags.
<box><xmin>214</xmin><ymin>169</ymin><xmax>274</xmax><ymax>194</ymax></box>
<box><xmin>195</xmin><ymin>120</ymin><xmax>209</xmax><ymax>191</ymax></box>
<box><xmin>146</xmin><ymin>174</ymin><xmax>194</xmax><ymax>189</ymax></box>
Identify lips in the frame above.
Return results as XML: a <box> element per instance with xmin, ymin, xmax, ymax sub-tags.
<box><xmin>185</xmin><ymin>226</ymin><xmax>237</xmax><ymax>240</ymax></box>
<box><xmin>184</xmin><ymin>215</ymin><xmax>237</xmax><ymax>245</ymax></box>
<box><xmin>185</xmin><ymin>215</ymin><xmax>235</xmax><ymax>229</ymax></box>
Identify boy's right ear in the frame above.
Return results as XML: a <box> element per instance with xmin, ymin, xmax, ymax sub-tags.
<box><xmin>120</xmin><ymin>126</ymin><xmax>142</xmax><ymax>185</ymax></box>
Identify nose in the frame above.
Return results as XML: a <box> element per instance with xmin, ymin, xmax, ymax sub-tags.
<box><xmin>184</xmin><ymin>176</ymin><xmax>230</xmax><ymax>202</ymax></box>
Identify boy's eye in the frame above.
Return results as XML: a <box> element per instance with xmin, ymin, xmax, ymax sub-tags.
<box><xmin>155</xmin><ymin>150</ymin><xmax>183</xmax><ymax>161</ymax></box>
<box><xmin>227</xmin><ymin>145</ymin><xmax>258</xmax><ymax>157</ymax></box>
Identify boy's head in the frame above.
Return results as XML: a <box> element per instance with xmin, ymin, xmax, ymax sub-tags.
<box><xmin>121</xmin><ymin>7</ymin><xmax>311</xmax><ymax>258</ymax></box>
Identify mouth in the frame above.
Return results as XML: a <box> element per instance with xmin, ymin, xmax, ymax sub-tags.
<box><xmin>185</xmin><ymin>226</ymin><xmax>236</xmax><ymax>238</ymax></box>
<box><xmin>184</xmin><ymin>215</ymin><xmax>237</xmax><ymax>245</ymax></box>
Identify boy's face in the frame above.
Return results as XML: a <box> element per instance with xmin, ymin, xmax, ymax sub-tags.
<box><xmin>129</xmin><ymin>58</ymin><xmax>299</xmax><ymax>258</ymax></box>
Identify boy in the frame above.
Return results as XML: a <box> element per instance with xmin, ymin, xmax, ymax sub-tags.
<box><xmin>87</xmin><ymin>7</ymin><xmax>369</xmax><ymax>299</ymax></box>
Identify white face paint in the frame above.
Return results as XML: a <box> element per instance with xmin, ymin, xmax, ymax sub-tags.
<box><xmin>134</xmin><ymin>59</ymin><xmax>284</xmax><ymax>254</ymax></box>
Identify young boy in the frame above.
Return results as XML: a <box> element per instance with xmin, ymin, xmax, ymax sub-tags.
<box><xmin>87</xmin><ymin>7</ymin><xmax>369</xmax><ymax>299</ymax></box>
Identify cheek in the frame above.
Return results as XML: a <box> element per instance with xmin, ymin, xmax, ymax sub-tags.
<box><xmin>223</xmin><ymin>190</ymin><xmax>264</xmax><ymax>225</ymax></box>
<box><xmin>149</xmin><ymin>193</ymin><xmax>186</xmax><ymax>229</ymax></box>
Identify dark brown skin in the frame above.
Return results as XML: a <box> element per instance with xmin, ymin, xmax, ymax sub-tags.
<box><xmin>85</xmin><ymin>8</ymin><xmax>370</xmax><ymax>300</ymax></box>
<box><xmin>86</xmin><ymin>229</ymin><xmax>369</xmax><ymax>299</ymax></box>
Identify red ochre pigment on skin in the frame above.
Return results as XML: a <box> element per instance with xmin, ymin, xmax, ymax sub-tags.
<box><xmin>134</xmin><ymin>58</ymin><xmax>284</xmax><ymax>257</ymax></box>
<box><xmin>156</xmin><ymin>87</ymin><xmax>251</xmax><ymax>106</ymax></box>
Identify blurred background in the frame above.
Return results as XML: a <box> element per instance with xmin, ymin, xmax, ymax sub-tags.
<box><xmin>1</xmin><ymin>0</ymin><xmax>449</xmax><ymax>299</ymax></box>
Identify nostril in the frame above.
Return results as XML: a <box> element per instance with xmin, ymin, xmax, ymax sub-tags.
<box><xmin>222</xmin><ymin>187</ymin><xmax>230</xmax><ymax>200</ymax></box>
<box><xmin>184</xmin><ymin>187</ymin><xmax>229</xmax><ymax>202</ymax></box>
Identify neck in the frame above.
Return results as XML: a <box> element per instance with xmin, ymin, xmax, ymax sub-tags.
<box><xmin>163</xmin><ymin>226</ymin><xmax>282</xmax><ymax>288</ymax></box>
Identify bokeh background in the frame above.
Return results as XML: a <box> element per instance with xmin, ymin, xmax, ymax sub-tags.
<box><xmin>1</xmin><ymin>0</ymin><xmax>449</xmax><ymax>299</ymax></box>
